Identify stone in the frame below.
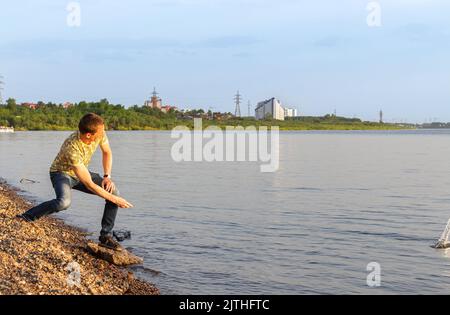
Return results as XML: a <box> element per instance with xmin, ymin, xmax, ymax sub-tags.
<box><xmin>113</xmin><ymin>230</ymin><xmax>131</xmax><ymax>242</ymax></box>
<box><xmin>86</xmin><ymin>242</ymin><xmax>143</xmax><ymax>266</ymax></box>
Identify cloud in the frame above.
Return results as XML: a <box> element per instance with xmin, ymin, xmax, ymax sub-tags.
<box><xmin>194</xmin><ymin>36</ymin><xmax>262</xmax><ymax>48</ymax></box>
<box><xmin>0</xmin><ymin>35</ymin><xmax>262</xmax><ymax>64</ymax></box>
<box><xmin>313</xmin><ymin>36</ymin><xmax>342</xmax><ymax>48</ymax></box>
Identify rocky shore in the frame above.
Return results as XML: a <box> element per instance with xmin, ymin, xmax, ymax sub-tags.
<box><xmin>0</xmin><ymin>181</ymin><xmax>159</xmax><ymax>295</ymax></box>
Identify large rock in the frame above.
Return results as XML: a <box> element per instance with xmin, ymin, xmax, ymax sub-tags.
<box><xmin>87</xmin><ymin>242</ymin><xmax>143</xmax><ymax>266</ymax></box>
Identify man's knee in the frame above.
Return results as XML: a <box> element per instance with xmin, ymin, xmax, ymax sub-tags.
<box><xmin>112</xmin><ymin>187</ymin><xmax>120</xmax><ymax>196</ymax></box>
<box><xmin>55</xmin><ymin>197</ymin><xmax>71</xmax><ymax>211</ymax></box>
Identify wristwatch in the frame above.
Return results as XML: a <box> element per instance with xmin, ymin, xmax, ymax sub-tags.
<box><xmin>103</xmin><ymin>174</ymin><xmax>111</xmax><ymax>179</ymax></box>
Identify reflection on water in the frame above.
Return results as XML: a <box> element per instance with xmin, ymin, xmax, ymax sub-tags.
<box><xmin>2</xmin><ymin>130</ymin><xmax>450</xmax><ymax>294</ymax></box>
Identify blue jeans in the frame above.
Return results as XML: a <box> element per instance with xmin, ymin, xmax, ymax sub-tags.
<box><xmin>23</xmin><ymin>171</ymin><xmax>119</xmax><ymax>237</ymax></box>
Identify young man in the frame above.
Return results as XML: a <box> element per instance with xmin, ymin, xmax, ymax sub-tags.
<box><xmin>17</xmin><ymin>113</ymin><xmax>133</xmax><ymax>251</ymax></box>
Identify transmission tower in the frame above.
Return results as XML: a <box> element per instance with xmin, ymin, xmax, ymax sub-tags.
<box><xmin>234</xmin><ymin>91</ymin><xmax>242</xmax><ymax>117</ymax></box>
<box><xmin>379</xmin><ymin>109</ymin><xmax>383</xmax><ymax>123</ymax></box>
<box><xmin>0</xmin><ymin>75</ymin><xmax>4</xmax><ymax>105</ymax></box>
<box><xmin>152</xmin><ymin>87</ymin><xmax>158</xmax><ymax>99</ymax></box>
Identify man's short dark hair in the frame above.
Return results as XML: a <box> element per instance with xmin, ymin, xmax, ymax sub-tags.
<box><xmin>78</xmin><ymin>113</ymin><xmax>104</xmax><ymax>134</ymax></box>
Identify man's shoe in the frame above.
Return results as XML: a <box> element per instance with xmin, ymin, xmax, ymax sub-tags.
<box><xmin>15</xmin><ymin>214</ymin><xmax>33</xmax><ymax>223</ymax></box>
<box><xmin>99</xmin><ymin>235</ymin><xmax>124</xmax><ymax>251</ymax></box>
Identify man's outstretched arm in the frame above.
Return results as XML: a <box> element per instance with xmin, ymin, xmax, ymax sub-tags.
<box><xmin>72</xmin><ymin>164</ymin><xmax>133</xmax><ymax>209</ymax></box>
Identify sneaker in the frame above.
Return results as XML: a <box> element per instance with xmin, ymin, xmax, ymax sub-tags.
<box><xmin>99</xmin><ymin>235</ymin><xmax>123</xmax><ymax>251</ymax></box>
<box><xmin>15</xmin><ymin>214</ymin><xmax>33</xmax><ymax>223</ymax></box>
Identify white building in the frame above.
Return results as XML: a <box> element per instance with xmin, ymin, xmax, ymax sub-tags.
<box><xmin>284</xmin><ymin>107</ymin><xmax>298</xmax><ymax>118</ymax></box>
<box><xmin>255</xmin><ymin>98</ymin><xmax>285</xmax><ymax>121</ymax></box>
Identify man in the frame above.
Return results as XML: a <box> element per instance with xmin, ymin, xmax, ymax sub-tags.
<box><xmin>17</xmin><ymin>113</ymin><xmax>133</xmax><ymax>251</ymax></box>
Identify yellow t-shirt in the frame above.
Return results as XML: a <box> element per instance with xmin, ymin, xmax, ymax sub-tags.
<box><xmin>50</xmin><ymin>131</ymin><xmax>109</xmax><ymax>178</ymax></box>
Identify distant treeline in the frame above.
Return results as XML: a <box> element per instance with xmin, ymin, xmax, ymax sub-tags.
<box><xmin>0</xmin><ymin>98</ymin><xmax>411</xmax><ymax>131</ymax></box>
<box><xmin>204</xmin><ymin>115</ymin><xmax>411</xmax><ymax>131</ymax></box>
<box><xmin>0</xmin><ymin>98</ymin><xmax>179</xmax><ymax>130</ymax></box>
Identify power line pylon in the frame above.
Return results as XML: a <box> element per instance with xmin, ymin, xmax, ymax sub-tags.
<box><xmin>234</xmin><ymin>91</ymin><xmax>242</xmax><ymax>117</ymax></box>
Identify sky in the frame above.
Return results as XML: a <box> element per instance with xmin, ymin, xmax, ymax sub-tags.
<box><xmin>1</xmin><ymin>0</ymin><xmax>450</xmax><ymax>123</ymax></box>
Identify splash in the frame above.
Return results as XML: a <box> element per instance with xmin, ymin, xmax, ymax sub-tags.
<box><xmin>433</xmin><ymin>218</ymin><xmax>450</xmax><ymax>249</ymax></box>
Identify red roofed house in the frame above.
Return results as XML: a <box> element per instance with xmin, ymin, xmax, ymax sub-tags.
<box><xmin>63</xmin><ymin>102</ymin><xmax>73</xmax><ymax>109</ymax></box>
<box><xmin>161</xmin><ymin>105</ymin><xmax>178</xmax><ymax>113</ymax></box>
<box><xmin>22</xmin><ymin>103</ymin><xmax>38</xmax><ymax>110</ymax></box>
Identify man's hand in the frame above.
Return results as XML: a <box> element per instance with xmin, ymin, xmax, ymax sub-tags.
<box><xmin>101</xmin><ymin>178</ymin><xmax>133</xmax><ymax>208</ymax></box>
<box><xmin>113</xmin><ymin>196</ymin><xmax>134</xmax><ymax>209</ymax></box>
<box><xmin>102</xmin><ymin>178</ymin><xmax>115</xmax><ymax>193</ymax></box>
<box><xmin>73</xmin><ymin>165</ymin><xmax>134</xmax><ymax>209</ymax></box>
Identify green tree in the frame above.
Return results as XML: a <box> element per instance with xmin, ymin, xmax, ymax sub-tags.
<box><xmin>6</xmin><ymin>98</ymin><xmax>16</xmax><ymax>111</ymax></box>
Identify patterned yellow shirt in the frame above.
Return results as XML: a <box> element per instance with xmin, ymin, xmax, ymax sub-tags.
<box><xmin>50</xmin><ymin>131</ymin><xmax>109</xmax><ymax>178</ymax></box>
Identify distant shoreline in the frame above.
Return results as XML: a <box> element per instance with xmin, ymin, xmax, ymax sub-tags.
<box><xmin>10</xmin><ymin>124</ymin><xmax>416</xmax><ymax>132</ymax></box>
<box><xmin>0</xmin><ymin>100</ymin><xmax>417</xmax><ymax>131</ymax></box>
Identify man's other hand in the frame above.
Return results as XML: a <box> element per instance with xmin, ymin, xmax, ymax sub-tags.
<box><xmin>102</xmin><ymin>178</ymin><xmax>116</xmax><ymax>193</ymax></box>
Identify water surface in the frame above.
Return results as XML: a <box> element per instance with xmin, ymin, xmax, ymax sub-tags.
<box><xmin>1</xmin><ymin>130</ymin><xmax>450</xmax><ymax>294</ymax></box>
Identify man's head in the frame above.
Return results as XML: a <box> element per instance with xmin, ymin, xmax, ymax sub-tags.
<box><xmin>78</xmin><ymin>113</ymin><xmax>105</xmax><ymax>144</ymax></box>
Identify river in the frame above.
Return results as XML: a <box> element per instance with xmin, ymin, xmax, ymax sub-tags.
<box><xmin>1</xmin><ymin>130</ymin><xmax>450</xmax><ymax>294</ymax></box>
